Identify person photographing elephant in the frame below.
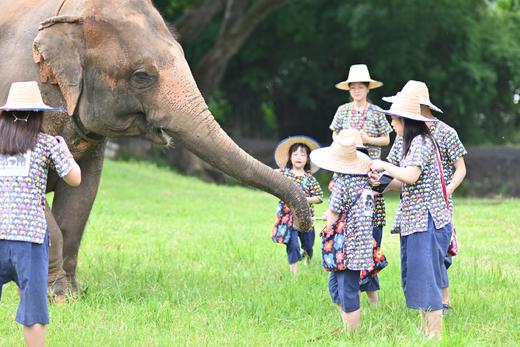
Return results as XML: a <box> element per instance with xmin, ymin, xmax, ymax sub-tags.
<box><xmin>0</xmin><ymin>81</ymin><xmax>81</xmax><ymax>347</ymax></box>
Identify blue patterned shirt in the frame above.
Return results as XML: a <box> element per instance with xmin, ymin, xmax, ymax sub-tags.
<box><xmin>387</xmin><ymin>120</ymin><xmax>467</xmax><ymax>210</ymax></box>
<box><xmin>397</xmin><ymin>135</ymin><xmax>451</xmax><ymax>236</ymax></box>
<box><xmin>0</xmin><ymin>133</ymin><xmax>73</xmax><ymax>244</ymax></box>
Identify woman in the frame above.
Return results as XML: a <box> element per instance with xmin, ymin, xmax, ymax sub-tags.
<box><xmin>384</xmin><ymin>80</ymin><xmax>466</xmax><ymax>314</ymax></box>
<box><xmin>0</xmin><ymin>81</ymin><xmax>81</xmax><ymax>347</ymax></box>
<box><xmin>330</xmin><ymin>64</ymin><xmax>393</xmax><ymax>304</ymax></box>
<box><xmin>370</xmin><ymin>90</ymin><xmax>452</xmax><ymax>339</ymax></box>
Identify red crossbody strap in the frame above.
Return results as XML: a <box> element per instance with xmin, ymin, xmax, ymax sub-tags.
<box><xmin>432</xmin><ymin>139</ymin><xmax>449</xmax><ymax>209</ymax></box>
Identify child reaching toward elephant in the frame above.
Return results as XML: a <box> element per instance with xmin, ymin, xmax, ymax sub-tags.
<box><xmin>309</xmin><ymin>130</ymin><xmax>380</xmax><ymax>332</ymax></box>
<box><xmin>0</xmin><ymin>82</ymin><xmax>81</xmax><ymax>347</ymax></box>
<box><xmin>272</xmin><ymin>136</ymin><xmax>323</xmax><ymax>276</ymax></box>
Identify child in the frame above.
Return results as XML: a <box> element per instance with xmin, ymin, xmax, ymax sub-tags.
<box><xmin>370</xmin><ymin>90</ymin><xmax>452</xmax><ymax>339</ymax></box>
<box><xmin>272</xmin><ymin>136</ymin><xmax>323</xmax><ymax>275</ymax></box>
<box><xmin>383</xmin><ymin>80</ymin><xmax>466</xmax><ymax>314</ymax></box>
<box><xmin>0</xmin><ymin>81</ymin><xmax>81</xmax><ymax>346</ymax></box>
<box><xmin>309</xmin><ymin>131</ymin><xmax>375</xmax><ymax>331</ymax></box>
<box><xmin>330</xmin><ymin>64</ymin><xmax>393</xmax><ymax>304</ymax></box>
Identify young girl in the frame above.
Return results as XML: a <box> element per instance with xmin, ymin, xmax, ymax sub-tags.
<box><xmin>272</xmin><ymin>136</ymin><xmax>323</xmax><ymax>275</ymax></box>
<box><xmin>384</xmin><ymin>81</ymin><xmax>466</xmax><ymax>313</ymax></box>
<box><xmin>0</xmin><ymin>81</ymin><xmax>81</xmax><ymax>346</ymax></box>
<box><xmin>330</xmin><ymin>64</ymin><xmax>393</xmax><ymax>304</ymax></box>
<box><xmin>370</xmin><ymin>91</ymin><xmax>452</xmax><ymax>339</ymax></box>
<box><xmin>309</xmin><ymin>131</ymin><xmax>375</xmax><ymax>331</ymax></box>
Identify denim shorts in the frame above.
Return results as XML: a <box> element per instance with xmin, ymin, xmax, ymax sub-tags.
<box><xmin>328</xmin><ymin>269</ymin><xmax>361</xmax><ymax>313</ymax></box>
<box><xmin>286</xmin><ymin>228</ymin><xmax>315</xmax><ymax>264</ymax></box>
<box><xmin>0</xmin><ymin>232</ymin><xmax>49</xmax><ymax>325</ymax></box>
<box><xmin>400</xmin><ymin>214</ymin><xmax>452</xmax><ymax>311</ymax></box>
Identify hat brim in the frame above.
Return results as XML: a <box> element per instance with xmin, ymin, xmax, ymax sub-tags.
<box><xmin>274</xmin><ymin>136</ymin><xmax>321</xmax><ymax>174</ymax></box>
<box><xmin>383</xmin><ymin>109</ymin><xmax>438</xmax><ymax>122</ymax></box>
<box><xmin>310</xmin><ymin>148</ymin><xmax>371</xmax><ymax>175</ymax></box>
<box><xmin>335</xmin><ymin>80</ymin><xmax>383</xmax><ymax>91</ymax></box>
<box><xmin>382</xmin><ymin>95</ymin><xmax>443</xmax><ymax>113</ymax></box>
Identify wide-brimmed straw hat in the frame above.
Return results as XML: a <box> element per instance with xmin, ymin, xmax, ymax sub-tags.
<box><xmin>382</xmin><ymin>80</ymin><xmax>443</xmax><ymax>113</ymax></box>
<box><xmin>274</xmin><ymin>136</ymin><xmax>321</xmax><ymax>174</ymax></box>
<box><xmin>310</xmin><ymin>133</ymin><xmax>371</xmax><ymax>175</ymax></box>
<box><xmin>0</xmin><ymin>81</ymin><xmax>64</xmax><ymax>111</ymax></box>
<box><xmin>332</xmin><ymin>128</ymin><xmax>365</xmax><ymax>148</ymax></box>
<box><xmin>335</xmin><ymin>64</ymin><xmax>383</xmax><ymax>91</ymax></box>
<box><xmin>382</xmin><ymin>92</ymin><xmax>437</xmax><ymax>122</ymax></box>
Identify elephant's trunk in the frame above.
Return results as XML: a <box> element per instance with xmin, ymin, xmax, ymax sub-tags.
<box><xmin>157</xmin><ymin>87</ymin><xmax>312</xmax><ymax>231</ymax></box>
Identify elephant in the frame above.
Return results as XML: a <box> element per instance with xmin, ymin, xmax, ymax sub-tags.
<box><xmin>0</xmin><ymin>0</ymin><xmax>312</xmax><ymax>296</ymax></box>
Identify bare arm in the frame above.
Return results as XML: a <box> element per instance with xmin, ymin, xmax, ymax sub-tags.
<box><xmin>371</xmin><ymin>160</ymin><xmax>421</xmax><ymax>185</ymax></box>
<box><xmin>446</xmin><ymin>157</ymin><xmax>466</xmax><ymax>197</ymax></box>
<box><xmin>360</xmin><ymin>131</ymin><xmax>390</xmax><ymax>146</ymax></box>
<box><xmin>63</xmin><ymin>159</ymin><xmax>81</xmax><ymax>187</ymax></box>
<box><xmin>307</xmin><ymin>196</ymin><xmax>322</xmax><ymax>204</ymax></box>
<box><xmin>55</xmin><ymin>136</ymin><xmax>82</xmax><ymax>187</ymax></box>
<box><xmin>326</xmin><ymin>209</ymin><xmax>339</xmax><ymax>227</ymax></box>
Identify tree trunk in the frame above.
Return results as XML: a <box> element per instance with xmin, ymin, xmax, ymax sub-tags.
<box><xmin>174</xmin><ymin>0</ymin><xmax>226</xmax><ymax>45</ymax></box>
<box><xmin>194</xmin><ymin>0</ymin><xmax>289</xmax><ymax>98</ymax></box>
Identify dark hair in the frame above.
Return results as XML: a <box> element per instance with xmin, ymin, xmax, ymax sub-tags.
<box><xmin>0</xmin><ymin>111</ymin><xmax>43</xmax><ymax>155</ymax></box>
<box><xmin>402</xmin><ymin>117</ymin><xmax>432</xmax><ymax>157</ymax></box>
<box><xmin>285</xmin><ymin>142</ymin><xmax>311</xmax><ymax>172</ymax></box>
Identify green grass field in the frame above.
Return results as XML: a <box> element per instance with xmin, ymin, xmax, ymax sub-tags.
<box><xmin>1</xmin><ymin>160</ymin><xmax>519</xmax><ymax>346</ymax></box>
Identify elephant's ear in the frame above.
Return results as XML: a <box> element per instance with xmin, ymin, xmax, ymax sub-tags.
<box><xmin>33</xmin><ymin>16</ymin><xmax>84</xmax><ymax>116</ymax></box>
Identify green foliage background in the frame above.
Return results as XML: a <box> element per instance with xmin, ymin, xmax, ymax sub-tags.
<box><xmin>155</xmin><ymin>0</ymin><xmax>520</xmax><ymax>145</ymax></box>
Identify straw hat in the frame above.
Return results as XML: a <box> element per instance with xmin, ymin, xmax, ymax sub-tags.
<box><xmin>335</xmin><ymin>64</ymin><xmax>383</xmax><ymax>91</ymax></box>
<box><xmin>332</xmin><ymin>128</ymin><xmax>365</xmax><ymax>148</ymax></box>
<box><xmin>310</xmin><ymin>133</ymin><xmax>371</xmax><ymax>175</ymax></box>
<box><xmin>382</xmin><ymin>80</ymin><xmax>443</xmax><ymax>113</ymax></box>
<box><xmin>0</xmin><ymin>81</ymin><xmax>64</xmax><ymax>111</ymax></box>
<box><xmin>382</xmin><ymin>92</ymin><xmax>437</xmax><ymax>122</ymax></box>
<box><xmin>274</xmin><ymin>136</ymin><xmax>321</xmax><ymax>174</ymax></box>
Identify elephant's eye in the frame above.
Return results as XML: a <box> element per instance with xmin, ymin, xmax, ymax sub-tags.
<box><xmin>131</xmin><ymin>70</ymin><xmax>157</xmax><ymax>89</ymax></box>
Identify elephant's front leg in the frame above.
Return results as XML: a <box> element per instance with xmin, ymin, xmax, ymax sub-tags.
<box><xmin>51</xmin><ymin>143</ymin><xmax>106</xmax><ymax>294</ymax></box>
<box><xmin>45</xmin><ymin>200</ymin><xmax>69</xmax><ymax>299</ymax></box>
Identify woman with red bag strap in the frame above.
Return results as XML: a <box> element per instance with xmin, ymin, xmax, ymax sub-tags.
<box><xmin>384</xmin><ymin>81</ymin><xmax>467</xmax><ymax>314</ymax></box>
<box><xmin>370</xmin><ymin>90</ymin><xmax>452</xmax><ymax>339</ymax></box>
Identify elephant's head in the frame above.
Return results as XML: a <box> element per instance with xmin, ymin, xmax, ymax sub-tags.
<box><xmin>32</xmin><ymin>0</ymin><xmax>312</xmax><ymax>230</ymax></box>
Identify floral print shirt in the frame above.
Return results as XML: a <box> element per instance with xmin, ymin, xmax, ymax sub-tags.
<box><xmin>397</xmin><ymin>135</ymin><xmax>451</xmax><ymax>236</ymax></box>
<box><xmin>0</xmin><ymin>133</ymin><xmax>73</xmax><ymax>244</ymax></box>
<box><xmin>329</xmin><ymin>102</ymin><xmax>393</xmax><ymax>160</ymax></box>
<box><xmin>328</xmin><ymin>174</ymin><xmax>374</xmax><ymax>270</ymax></box>
<box><xmin>387</xmin><ymin>120</ymin><xmax>467</xmax><ymax>210</ymax></box>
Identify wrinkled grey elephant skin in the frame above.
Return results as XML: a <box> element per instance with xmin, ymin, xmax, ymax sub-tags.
<box><xmin>0</xmin><ymin>0</ymin><xmax>312</xmax><ymax>296</ymax></box>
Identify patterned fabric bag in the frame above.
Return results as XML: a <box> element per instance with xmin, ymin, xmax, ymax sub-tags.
<box><xmin>320</xmin><ymin>186</ymin><xmax>364</xmax><ymax>272</ymax></box>
<box><xmin>359</xmin><ymin>240</ymin><xmax>388</xmax><ymax>285</ymax></box>
<box><xmin>271</xmin><ymin>202</ymin><xmax>292</xmax><ymax>244</ymax></box>
<box><xmin>320</xmin><ymin>214</ymin><xmax>349</xmax><ymax>272</ymax></box>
